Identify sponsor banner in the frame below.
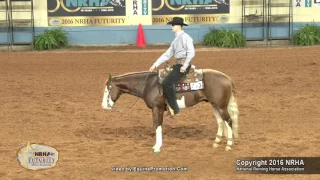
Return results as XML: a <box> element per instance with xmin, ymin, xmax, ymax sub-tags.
<box><xmin>152</xmin><ymin>14</ymin><xmax>229</xmax><ymax>25</ymax></box>
<box><xmin>152</xmin><ymin>0</ymin><xmax>230</xmax><ymax>15</ymax></box>
<box><xmin>152</xmin><ymin>0</ymin><xmax>230</xmax><ymax>24</ymax></box>
<box><xmin>132</xmin><ymin>0</ymin><xmax>149</xmax><ymax>15</ymax></box>
<box><xmin>47</xmin><ymin>0</ymin><xmax>127</xmax><ymax>26</ymax></box>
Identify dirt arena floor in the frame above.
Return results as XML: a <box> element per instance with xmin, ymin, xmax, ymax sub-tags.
<box><xmin>0</xmin><ymin>45</ymin><xmax>319</xmax><ymax>180</ymax></box>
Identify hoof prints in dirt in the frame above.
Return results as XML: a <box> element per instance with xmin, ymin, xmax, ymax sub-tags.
<box><xmin>75</xmin><ymin>126</ymin><xmax>154</xmax><ymax>141</ymax></box>
<box><xmin>164</xmin><ymin>126</ymin><xmax>208</xmax><ymax>139</ymax></box>
<box><xmin>76</xmin><ymin>126</ymin><xmax>212</xmax><ymax>140</ymax></box>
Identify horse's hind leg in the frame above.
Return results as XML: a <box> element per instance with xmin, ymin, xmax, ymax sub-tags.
<box><xmin>212</xmin><ymin>107</ymin><xmax>234</xmax><ymax>151</ymax></box>
<box><xmin>212</xmin><ymin>107</ymin><xmax>225</xmax><ymax>148</ymax></box>
<box><xmin>223</xmin><ymin>112</ymin><xmax>234</xmax><ymax>151</ymax></box>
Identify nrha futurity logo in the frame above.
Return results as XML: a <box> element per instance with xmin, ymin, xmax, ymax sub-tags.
<box><xmin>17</xmin><ymin>141</ymin><xmax>59</xmax><ymax>170</ymax></box>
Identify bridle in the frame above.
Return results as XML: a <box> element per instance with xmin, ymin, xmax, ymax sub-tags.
<box><xmin>104</xmin><ymin>71</ymin><xmax>152</xmax><ymax>112</ymax></box>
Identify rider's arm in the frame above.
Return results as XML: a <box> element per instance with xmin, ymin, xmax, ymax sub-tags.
<box><xmin>153</xmin><ymin>45</ymin><xmax>174</xmax><ymax>67</ymax></box>
<box><xmin>182</xmin><ymin>35</ymin><xmax>195</xmax><ymax>68</ymax></box>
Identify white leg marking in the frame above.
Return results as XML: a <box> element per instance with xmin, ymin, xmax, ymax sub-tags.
<box><xmin>223</xmin><ymin>122</ymin><xmax>229</xmax><ymax>138</ymax></box>
<box><xmin>101</xmin><ymin>87</ymin><xmax>114</xmax><ymax>110</ymax></box>
<box><xmin>153</xmin><ymin>126</ymin><xmax>162</xmax><ymax>153</ymax></box>
<box><xmin>212</xmin><ymin>109</ymin><xmax>224</xmax><ymax>148</ymax></box>
<box><xmin>176</xmin><ymin>96</ymin><xmax>186</xmax><ymax>108</ymax></box>
<box><xmin>224</xmin><ymin>121</ymin><xmax>233</xmax><ymax>151</ymax></box>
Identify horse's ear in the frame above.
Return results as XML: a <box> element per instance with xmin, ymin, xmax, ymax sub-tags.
<box><xmin>107</xmin><ymin>74</ymin><xmax>112</xmax><ymax>82</ymax></box>
<box><xmin>105</xmin><ymin>74</ymin><xmax>112</xmax><ymax>85</ymax></box>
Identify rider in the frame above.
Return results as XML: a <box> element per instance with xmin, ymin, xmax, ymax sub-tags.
<box><xmin>149</xmin><ymin>17</ymin><xmax>195</xmax><ymax>117</ymax></box>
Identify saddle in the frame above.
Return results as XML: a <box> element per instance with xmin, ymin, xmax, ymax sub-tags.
<box><xmin>158</xmin><ymin>65</ymin><xmax>205</xmax><ymax>93</ymax></box>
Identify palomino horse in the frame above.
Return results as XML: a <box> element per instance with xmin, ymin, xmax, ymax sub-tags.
<box><xmin>101</xmin><ymin>66</ymin><xmax>239</xmax><ymax>154</ymax></box>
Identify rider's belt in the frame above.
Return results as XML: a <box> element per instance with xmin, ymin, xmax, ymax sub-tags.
<box><xmin>175</xmin><ymin>58</ymin><xmax>186</xmax><ymax>65</ymax></box>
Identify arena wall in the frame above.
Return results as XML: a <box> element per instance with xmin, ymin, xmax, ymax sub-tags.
<box><xmin>0</xmin><ymin>0</ymin><xmax>320</xmax><ymax>45</ymax></box>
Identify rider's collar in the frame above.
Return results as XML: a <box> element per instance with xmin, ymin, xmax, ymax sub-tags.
<box><xmin>175</xmin><ymin>30</ymin><xmax>184</xmax><ymax>37</ymax></box>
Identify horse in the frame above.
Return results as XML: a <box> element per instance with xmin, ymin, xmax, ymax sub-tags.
<box><xmin>101</xmin><ymin>65</ymin><xmax>239</xmax><ymax>154</ymax></box>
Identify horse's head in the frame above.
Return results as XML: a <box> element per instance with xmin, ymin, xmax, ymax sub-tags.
<box><xmin>101</xmin><ymin>74</ymin><xmax>122</xmax><ymax>110</ymax></box>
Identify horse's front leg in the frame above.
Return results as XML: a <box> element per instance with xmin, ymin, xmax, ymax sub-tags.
<box><xmin>152</xmin><ymin>107</ymin><xmax>164</xmax><ymax>155</ymax></box>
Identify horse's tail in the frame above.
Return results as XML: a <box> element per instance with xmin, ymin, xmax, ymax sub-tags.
<box><xmin>231</xmin><ymin>81</ymin><xmax>237</xmax><ymax>97</ymax></box>
<box><xmin>227</xmin><ymin>81</ymin><xmax>239</xmax><ymax>139</ymax></box>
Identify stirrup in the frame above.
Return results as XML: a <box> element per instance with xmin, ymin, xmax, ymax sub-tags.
<box><xmin>168</xmin><ymin>105</ymin><xmax>175</xmax><ymax>116</ymax></box>
<box><xmin>165</xmin><ymin>99</ymin><xmax>175</xmax><ymax>116</ymax></box>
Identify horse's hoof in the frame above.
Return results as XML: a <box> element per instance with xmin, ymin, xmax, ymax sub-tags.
<box><xmin>213</xmin><ymin>143</ymin><xmax>220</xmax><ymax>148</ymax></box>
<box><xmin>225</xmin><ymin>146</ymin><xmax>232</xmax><ymax>151</ymax></box>
<box><xmin>153</xmin><ymin>149</ymin><xmax>160</xmax><ymax>155</ymax></box>
<box><xmin>152</xmin><ymin>146</ymin><xmax>161</xmax><ymax>154</ymax></box>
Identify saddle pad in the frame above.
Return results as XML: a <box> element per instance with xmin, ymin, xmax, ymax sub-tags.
<box><xmin>175</xmin><ymin>81</ymin><xmax>205</xmax><ymax>92</ymax></box>
<box><xmin>158</xmin><ymin>66</ymin><xmax>204</xmax><ymax>85</ymax></box>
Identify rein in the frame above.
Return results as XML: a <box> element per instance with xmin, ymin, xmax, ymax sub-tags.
<box><xmin>107</xmin><ymin>71</ymin><xmax>152</xmax><ymax>112</ymax></box>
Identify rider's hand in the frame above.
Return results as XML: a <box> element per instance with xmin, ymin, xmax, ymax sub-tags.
<box><xmin>149</xmin><ymin>65</ymin><xmax>156</xmax><ymax>72</ymax></box>
<box><xmin>180</xmin><ymin>66</ymin><xmax>187</xmax><ymax>73</ymax></box>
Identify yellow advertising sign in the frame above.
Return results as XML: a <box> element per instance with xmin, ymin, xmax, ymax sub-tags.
<box><xmin>48</xmin><ymin>16</ymin><xmax>127</xmax><ymax>26</ymax></box>
<box><xmin>152</xmin><ymin>14</ymin><xmax>229</xmax><ymax>25</ymax></box>
<box><xmin>152</xmin><ymin>0</ymin><xmax>230</xmax><ymax>25</ymax></box>
<box><xmin>47</xmin><ymin>0</ymin><xmax>127</xmax><ymax>26</ymax></box>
